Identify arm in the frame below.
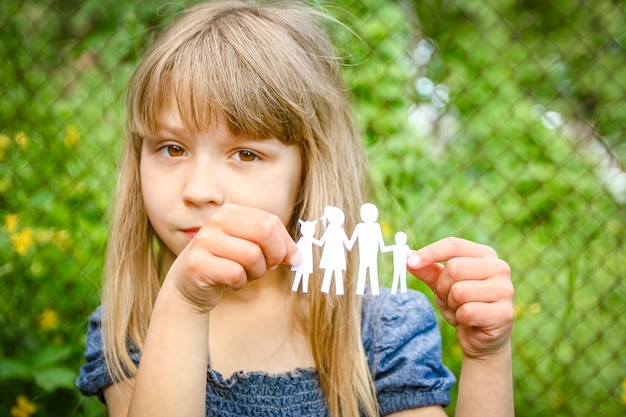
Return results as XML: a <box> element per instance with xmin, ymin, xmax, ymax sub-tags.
<box><xmin>406</xmin><ymin>237</ymin><xmax>515</xmax><ymax>417</ymax></box>
<box><xmin>104</xmin><ymin>205</ymin><xmax>300</xmax><ymax>417</ymax></box>
<box><xmin>377</xmin><ymin>225</ymin><xmax>387</xmax><ymax>253</ymax></box>
<box><xmin>103</xmin><ymin>274</ymin><xmax>214</xmax><ymax>417</ymax></box>
<box><xmin>346</xmin><ymin>224</ymin><xmax>359</xmax><ymax>250</ymax></box>
<box><xmin>380</xmin><ymin>243</ymin><xmax>394</xmax><ymax>253</ymax></box>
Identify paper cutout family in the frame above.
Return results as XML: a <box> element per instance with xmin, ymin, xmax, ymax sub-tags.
<box><xmin>291</xmin><ymin>203</ymin><xmax>410</xmax><ymax>296</ymax></box>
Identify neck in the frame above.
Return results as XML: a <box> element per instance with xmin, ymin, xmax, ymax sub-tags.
<box><xmin>207</xmin><ymin>266</ymin><xmax>313</xmax><ymax>377</ymax></box>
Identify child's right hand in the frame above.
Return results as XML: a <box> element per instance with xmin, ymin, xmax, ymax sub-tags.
<box><xmin>163</xmin><ymin>204</ymin><xmax>301</xmax><ymax>313</ymax></box>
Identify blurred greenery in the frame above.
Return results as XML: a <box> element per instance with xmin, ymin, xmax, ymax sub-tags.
<box><xmin>1</xmin><ymin>0</ymin><xmax>625</xmax><ymax>416</ymax></box>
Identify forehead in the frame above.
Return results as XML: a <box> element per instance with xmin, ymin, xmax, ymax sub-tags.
<box><xmin>151</xmin><ymin>91</ymin><xmax>223</xmax><ymax>133</ymax></box>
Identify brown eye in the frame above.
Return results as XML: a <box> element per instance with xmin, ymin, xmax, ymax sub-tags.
<box><xmin>235</xmin><ymin>150</ymin><xmax>258</xmax><ymax>162</ymax></box>
<box><xmin>161</xmin><ymin>145</ymin><xmax>186</xmax><ymax>157</ymax></box>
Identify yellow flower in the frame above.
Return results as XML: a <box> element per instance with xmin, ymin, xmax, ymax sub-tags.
<box><xmin>39</xmin><ymin>309</ymin><xmax>59</xmax><ymax>331</ymax></box>
<box><xmin>15</xmin><ymin>132</ymin><xmax>29</xmax><ymax>150</ymax></box>
<box><xmin>11</xmin><ymin>228</ymin><xmax>34</xmax><ymax>255</ymax></box>
<box><xmin>64</xmin><ymin>125</ymin><xmax>80</xmax><ymax>148</ymax></box>
<box><xmin>10</xmin><ymin>395</ymin><xmax>37</xmax><ymax>417</ymax></box>
<box><xmin>622</xmin><ymin>378</ymin><xmax>626</xmax><ymax>404</ymax></box>
<box><xmin>4</xmin><ymin>213</ymin><xmax>19</xmax><ymax>232</ymax></box>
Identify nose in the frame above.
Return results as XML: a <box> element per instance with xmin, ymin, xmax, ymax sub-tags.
<box><xmin>182</xmin><ymin>157</ymin><xmax>225</xmax><ymax>207</ymax></box>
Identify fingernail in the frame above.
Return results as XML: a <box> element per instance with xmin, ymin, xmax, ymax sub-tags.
<box><xmin>291</xmin><ymin>251</ymin><xmax>302</xmax><ymax>266</ymax></box>
<box><xmin>407</xmin><ymin>254</ymin><xmax>421</xmax><ymax>268</ymax></box>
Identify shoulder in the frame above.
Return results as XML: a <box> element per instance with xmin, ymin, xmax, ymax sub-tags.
<box><xmin>361</xmin><ymin>289</ymin><xmax>455</xmax><ymax>413</ymax></box>
<box><xmin>361</xmin><ymin>288</ymin><xmax>437</xmax><ymax>344</ymax></box>
<box><xmin>76</xmin><ymin>307</ymin><xmax>141</xmax><ymax>400</ymax></box>
<box><xmin>361</xmin><ymin>288</ymin><xmax>442</xmax><ymax>367</ymax></box>
<box><xmin>84</xmin><ymin>307</ymin><xmax>104</xmax><ymax>358</ymax></box>
<box><xmin>76</xmin><ymin>306</ymin><xmax>110</xmax><ymax>398</ymax></box>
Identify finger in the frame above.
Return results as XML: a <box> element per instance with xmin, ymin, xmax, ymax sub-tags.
<box><xmin>407</xmin><ymin>237</ymin><xmax>500</xmax><ymax>292</ymax></box>
<box><xmin>175</xmin><ymin>242</ymin><xmax>247</xmax><ymax>307</ymax></box>
<box><xmin>455</xmin><ymin>300</ymin><xmax>515</xmax><ymax>358</ymax></box>
<box><xmin>444</xmin><ymin>256</ymin><xmax>510</xmax><ymax>281</ymax></box>
<box><xmin>447</xmin><ymin>276</ymin><xmax>515</xmax><ymax>311</ymax></box>
<box><xmin>193</xmin><ymin>229</ymin><xmax>268</xmax><ymax>281</ymax></box>
<box><xmin>455</xmin><ymin>300</ymin><xmax>515</xmax><ymax>332</ymax></box>
<box><xmin>409</xmin><ymin>237</ymin><xmax>498</xmax><ymax>269</ymax></box>
<box><xmin>206</xmin><ymin>205</ymin><xmax>300</xmax><ymax>269</ymax></box>
<box><xmin>434</xmin><ymin>257</ymin><xmax>511</xmax><ymax>302</ymax></box>
<box><xmin>407</xmin><ymin>262</ymin><xmax>444</xmax><ymax>293</ymax></box>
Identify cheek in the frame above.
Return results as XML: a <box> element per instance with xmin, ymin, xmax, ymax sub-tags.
<box><xmin>256</xmin><ymin>163</ymin><xmax>302</xmax><ymax>224</ymax></box>
<box><xmin>280</xmin><ymin>165</ymin><xmax>303</xmax><ymax>225</ymax></box>
<box><xmin>140</xmin><ymin>161</ymin><xmax>166</xmax><ymax>220</ymax></box>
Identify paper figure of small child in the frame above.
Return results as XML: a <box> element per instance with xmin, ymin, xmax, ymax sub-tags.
<box><xmin>317</xmin><ymin>206</ymin><xmax>351</xmax><ymax>295</ymax></box>
<box><xmin>291</xmin><ymin>220</ymin><xmax>319</xmax><ymax>293</ymax></box>
<box><xmin>348</xmin><ymin>203</ymin><xmax>386</xmax><ymax>296</ymax></box>
<box><xmin>381</xmin><ymin>231</ymin><xmax>411</xmax><ymax>294</ymax></box>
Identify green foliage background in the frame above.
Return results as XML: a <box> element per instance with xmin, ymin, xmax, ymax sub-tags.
<box><xmin>1</xmin><ymin>0</ymin><xmax>624</xmax><ymax>416</ymax></box>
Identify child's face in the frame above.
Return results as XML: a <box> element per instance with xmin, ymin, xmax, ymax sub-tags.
<box><xmin>140</xmin><ymin>106</ymin><xmax>302</xmax><ymax>256</ymax></box>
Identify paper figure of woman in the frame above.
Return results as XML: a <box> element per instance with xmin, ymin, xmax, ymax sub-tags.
<box><xmin>317</xmin><ymin>206</ymin><xmax>351</xmax><ymax>295</ymax></box>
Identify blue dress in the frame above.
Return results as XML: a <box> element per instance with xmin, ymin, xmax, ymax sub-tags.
<box><xmin>76</xmin><ymin>289</ymin><xmax>455</xmax><ymax>416</ymax></box>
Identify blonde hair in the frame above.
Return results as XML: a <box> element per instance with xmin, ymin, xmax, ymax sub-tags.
<box><xmin>102</xmin><ymin>1</ymin><xmax>377</xmax><ymax>416</ymax></box>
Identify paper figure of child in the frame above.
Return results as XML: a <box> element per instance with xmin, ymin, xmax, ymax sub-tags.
<box><xmin>348</xmin><ymin>203</ymin><xmax>386</xmax><ymax>296</ymax></box>
<box><xmin>291</xmin><ymin>220</ymin><xmax>319</xmax><ymax>293</ymax></box>
<box><xmin>382</xmin><ymin>231</ymin><xmax>411</xmax><ymax>294</ymax></box>
<box><xmin>317</xmin><ymin>206</ymin><xmax>351</xmax><ymax>295</ymax></box>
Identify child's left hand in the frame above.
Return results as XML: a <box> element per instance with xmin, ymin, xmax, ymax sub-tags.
<box><xmin>407</xmin><ymin>237</ymin><xmax>514</xmax><ymax>360</ymax></box>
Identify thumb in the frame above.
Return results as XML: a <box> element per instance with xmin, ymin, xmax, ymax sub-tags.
<box><xmin>407</xmin><ymin>251</ymin><xmax>444</xmax><ymax>292</ymax></box>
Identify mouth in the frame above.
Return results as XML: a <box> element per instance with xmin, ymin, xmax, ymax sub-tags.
<box><xmin>181</xmin><ymin>227</ymin><xmax>201</xmax><ymax>240</ymax></box>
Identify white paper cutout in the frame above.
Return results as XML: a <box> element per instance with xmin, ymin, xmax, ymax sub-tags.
<box><xmin>381</xmin><ymin>231</ymin><xmax>410</xmax><ymax>294</ymax></box>
<box><xmin>317</xmin><ymin>206</ymin><xmax>351</xmax><ymax>295</ymax></box>
<box><xmin>349</xmin><ymin>203</ymin><xmax>386</xmax><ymax>296</ymax></box>
<box><xmin>291</xmin><ymin>203</ymin><xmax>410</xmax><ymax>296</ymax></box>
<box><xmin>291</xmin><ymin>220</ymin><xmax>319</xmax><ymax>293</ymax></box>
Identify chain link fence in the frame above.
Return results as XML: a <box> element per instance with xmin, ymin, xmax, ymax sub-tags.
<box><xmin>1</xmin><ymin>0</ymin><xmax>625</xmax><ymax>416</ymax></box>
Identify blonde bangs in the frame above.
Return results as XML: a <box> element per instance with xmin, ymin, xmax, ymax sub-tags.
<box><xmin>126</xmin><ymin>1</ymin><xmax>343</xmax><ymax>147</ymax></box>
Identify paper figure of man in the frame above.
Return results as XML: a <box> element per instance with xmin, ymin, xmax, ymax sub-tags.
<box><xmin>317</xmin><ymin>206</ymin><xmax>351</xmax><ymax>295</ymax></box>
<box><xmin>382</xmin><ymin>231</ymin><xmax>411</xmax><ymax>294</ymax></box>
<box><xmin>291</xmin><ymin>220</ymin><xmax>319</xmax><ymax>293</ymax></box>
<box><xmin>348</xmin><ymin>203</ymin><xmax>386</xmax><ymax>295</ymax></box>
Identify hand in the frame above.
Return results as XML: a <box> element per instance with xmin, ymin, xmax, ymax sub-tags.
<box><xmin>407</xmin><ymin>237</ymin><xmax>514</xmax><ymax>359</ymax></box>
<box><xmin>165</xmin><ymin>204</ymin><xmax>301</xmax><ymax>313</ymax></box>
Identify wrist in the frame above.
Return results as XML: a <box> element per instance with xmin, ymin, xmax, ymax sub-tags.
<box><xmin>462</xmin><ymin>339</ymin><xmax>512</xmax><ymax>363</ymax></box>
<box><xmin>457</xmin><ymin>341</ymin><xmax>514</xmax><ymax>417</ymax></box>
<box><xmin>157</xmin><ymin>277</ymin><xmax>216</xmax><ymax>317</ymax></box>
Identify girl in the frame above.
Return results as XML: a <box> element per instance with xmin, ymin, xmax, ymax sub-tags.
<box><xmin>77</xmin><ymin>1</ymin><xmax>515</xmax><ymax>416</ymax></box>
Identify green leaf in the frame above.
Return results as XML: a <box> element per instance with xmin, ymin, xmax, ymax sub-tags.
<box><xmin>34</xmin><ymin>367</ymin><xmax>77</xmax><ymax>392</ymax></box>
<box><xmin>32</xmin><ymin>345</ymin><xmax>73</xmax><ymax>369</ymax></box>
<box><xmin>0</xmin><ymin>358</ymin><xmax>32</xmax><ymax>379</ymax></box>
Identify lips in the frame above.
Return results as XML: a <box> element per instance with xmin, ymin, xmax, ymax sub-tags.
<box><xmin>181</xmin><ymin>227</ymin><xmax>200</xmax><ymax>240</ymax></box>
